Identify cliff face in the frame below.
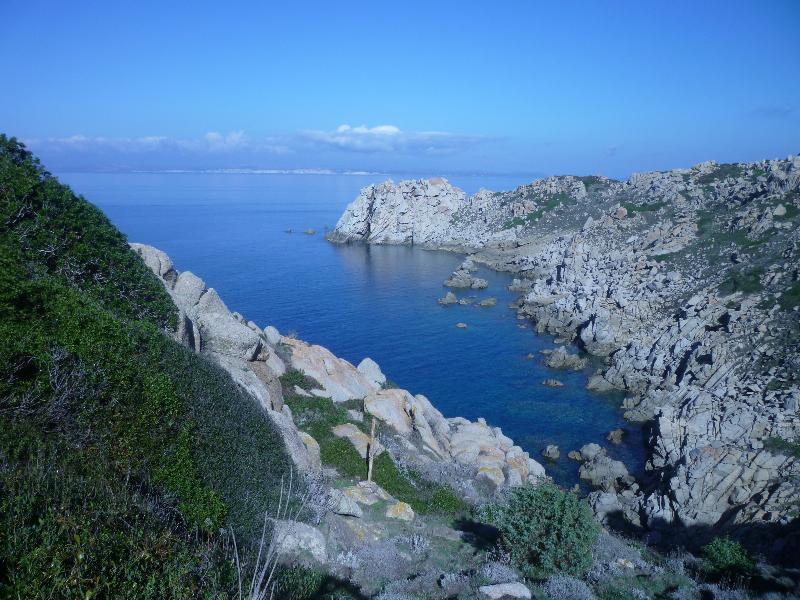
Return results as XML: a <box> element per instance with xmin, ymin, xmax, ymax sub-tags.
<box><xmin>329</xmin><ymin>157</ymin><xmax>800</xmax><ymax>545</ymax></box>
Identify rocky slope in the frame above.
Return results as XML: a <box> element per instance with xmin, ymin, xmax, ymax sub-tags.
<box><xmin>131</xmin><ymin>243</ymin><xmax>550</xmax><ymax>589</ymax></box>
<box><xmin>329</xmin><ymin>157</ymin><xmax>800</xmax><ymax>556</ymax></box>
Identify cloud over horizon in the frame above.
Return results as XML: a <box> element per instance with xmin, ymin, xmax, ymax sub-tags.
<box><xmin>299</xmin><ymin>124</ymin><xmax>480</xmax><ymax>154</ymax></box>
<box><xmin>24</xmin><ymin>124</ymin><xmax>480</xmax><ymax>159</ymax></box>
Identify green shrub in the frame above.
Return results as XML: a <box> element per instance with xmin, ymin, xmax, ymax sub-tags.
<box><xmin>0</xmin><ymin>422</ymin><xmax>237</xmax><ymax>598</ymax></box>
<box><xmin>478</xmin><ymin>483</ymin><xmax>600</xmax><ymax>578</ymax></box>
<box><xmin>764</xmin><ymin>437</ymin><xmax>800</xmax><ymax>459</ymax></box>
<box><xmin>719</xmin><ymin>267</ymin><xmax>764</xmax><ymax>295</ymax></box>
<box><xmin>621</xmin><ymin>200</ymin><xmax>667</xmax><ymax>215</ymax></box>
<box><xmin>273</xmin><ymin>564</ymin><xmax>326</xmax><ymax>599</ymax></box>
<box><xmin>0</xmin><ymin>134</ymin><xmax>175</xmax><ymax>329</ymax></box>
<box><xmin>778</xmin><ymin>282</ymin><xmax>800</xmax><ymax>310</ymax></box>
<box><xmin>280</xmin><ymin>368</ymin><xmax>315</xmax><ymax>391</ymax></box>
<box><xmin>702</xmin><ymin>536</ymin><xmax>754</xmax><ymax>581</ymax></box>
<box><xmin>697</xmin><ymin>163</ymin><xmax>744</xmax><ymax>185</ymax></box>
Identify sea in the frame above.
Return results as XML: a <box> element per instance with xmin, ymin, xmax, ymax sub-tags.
<box><xmin>59</xmin><ymin>171</ymin><xmax>645</xmax><ymax>488</ymax></box>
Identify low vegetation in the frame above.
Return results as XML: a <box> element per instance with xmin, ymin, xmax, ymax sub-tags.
<box><xmin>701</xmin><ymin>536</ymin><xmax>754</xmax><ymax>582</ymax></box>
<box><xmin>478</xmin><ymin>483</ymin><xmax>600</xmax><ymax>579</ymax></box>
<box><xmin>0</xmin><ymin>135</ymin><xmax>295</xmax><ymax>595</ymax></box>
<box><xmin>621</xmin><ymin>200</ymin><xmax>667</xmax><ymax>215</ymax></box>
<box><xmin>282</xmin><ymin>385</ymin><xmax>468</xmax><ymax>517</ymax></box>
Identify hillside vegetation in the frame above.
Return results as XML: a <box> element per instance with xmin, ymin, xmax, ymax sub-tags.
<box><xmin>0</xmin><ymin>135</ymin><xmax>295</xmax><ymax>597</ymax></box>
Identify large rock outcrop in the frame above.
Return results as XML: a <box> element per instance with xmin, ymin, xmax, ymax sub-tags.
<box><xmin>328</xmin><ymin>156</ymin><xmax>800</xmax><ymax>546</ymax></box>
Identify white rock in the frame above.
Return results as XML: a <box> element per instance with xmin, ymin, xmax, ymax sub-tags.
<box><xmin>357</xmin><ymin>357</ymin><xmax>387</xmax><ymax>387</ymax></box>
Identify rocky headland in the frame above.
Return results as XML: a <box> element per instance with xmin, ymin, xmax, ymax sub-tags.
<box><xmin>328</xmin><ymin>157</ymin><xmax>800</xmax><ymax>558</ymax></box>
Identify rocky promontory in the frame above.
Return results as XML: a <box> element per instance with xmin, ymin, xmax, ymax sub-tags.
<box><xmin>328</xmin><ymin>157</ymin><xmax>800</xmax><ymax>557</ymax></box>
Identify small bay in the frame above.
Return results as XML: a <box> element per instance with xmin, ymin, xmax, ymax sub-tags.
<box><xmin>61</xmin><ymin>171</ymin><xmax>645</xmax><ymax>487</ymax></box>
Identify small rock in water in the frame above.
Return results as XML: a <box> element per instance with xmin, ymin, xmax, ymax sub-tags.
<box><xmin>438</xmin><ymin>291</ymin><xmax>458</xmax><ymax>305</ymax></box>
<box><xmin>542</xmin><ymin>444</ymin><xmax>560</xmax><ymax>460</ymax></box>
<box><xmin>479</xmin><ymin>296</ymin><xmax>497</xmax><ymax>307</ymax></box>
<box><xmin>284</xmin><ymin>228</ymin><xmax>293</xmax><ymax>233</ymax></box>
<box><xmin>607</xmin><ymin>428</ymin><xmax>625</xmax><ymax>444</ymax></box>
<box><xmin>456</xmin><ymin>322</ymin><xmax>468</xmax><ymax>329</ymax></box>
<box><xmin>458</xmin><ymin>297</ymin><xmax>475</xmax><ymax>305</ymax></box>
<box><xmin>542</xmin><ymin>378</ymin><xmax>564</xmax><ymax>387</ymax></box>
<box><xmin>525</xmin><ymin>352</ymin><xmax>535</xmax><ymax>360</ymax></box>
<box><xmin>568</xmin><ymin>450</ymin><xmax>582</xmax><ymax>461</ymax></box>
<box><xmin>303</xmin><ymin>228</ymin><xmax>316</xmax><ymax>235</ymax></box>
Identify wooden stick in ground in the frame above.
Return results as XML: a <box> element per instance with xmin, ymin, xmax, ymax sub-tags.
<box><xmin>367</xmin><ymin>416</ymin><xmax>376</xmax><ymax>483</ymax></box>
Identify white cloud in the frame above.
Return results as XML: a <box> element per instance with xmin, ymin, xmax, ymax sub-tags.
<box><xmin>24</xmin><ymin>124</ymin><xmax>480</xmax><ymax>157</ymax></box>
<box><xmin>301</xmin><ymin>124</ymin><xmax>477</xmax><ymax>154</ymax></box>
<box><xmin>24</xmin><ymin>131</ymin><xmax>291</xmax><ymax>155</ymax></box>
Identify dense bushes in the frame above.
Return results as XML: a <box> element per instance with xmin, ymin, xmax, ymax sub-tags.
<box><xmin>0</xmin><ymin>422</ymin><xmax>237</xmax><ymax>597</ymax></box>
<box><xmin>0</xmin><ymin>135</ymin><xmax>295</xmax><ymax>595</ymax></box>
<box><xmin>0</xmin><ymin>134</ymin><xmax>175</xmax><ymax>328</ymax></box>
<box><xmin>702</xmin><ymin>536</ymin><xmax>754</xmax><ymax>581</ymax></box>
<box><xmin>478</xmin><ymin>483</ymin><xmax>599</xmax><ymax>579</ymax></box>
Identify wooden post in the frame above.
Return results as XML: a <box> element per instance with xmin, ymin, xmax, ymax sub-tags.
<box><xmin>367</xmin><ymin>416</ymin><xmax>376</xmax><ymax>483</ymax></box>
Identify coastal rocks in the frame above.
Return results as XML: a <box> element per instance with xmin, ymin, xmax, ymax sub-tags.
<box><xmin>332</xmin><ymin>423</ymin><xmax>384</xmax><ymax>459</ymax></box>
<box><xmin>607</xmin><ymin>429</ymin><xmax>625</xmax><ymax>444</ymax></box>
<box><xmin>478</xmin><ymin>582</ymin><xmax>532</xmax><ymax>599</ymax></box>
<box><xmin>578</xmin><ymin>444</ymin><xmax>632</xmax><ymax>492</ymax></box>
<box><xmin>542</xmin><ymin>346</ymin><xmax>588</xmax><ymax>370</ymax></box>
<box><xmin>130</xmin><ymin>243</ymin><xmax>177</xmax><ymax>285</ymax></box>
<box><xmin>282</xmin><ymin>338</ymin><xmax>379</xmax><ymax>402</ymax></box>
<box><xmin>273</xmin><ymin>520</ymin><xmax>328</xmax><ymax>564</ymax></box>
<box><xmin>327</xmin><ymin>156</ymin><xmax>800</xmax><ymax>541</ymax></box>
<box><xmin>357</xmin><ymin>357</ymin><xmax>386</xmax><ymax>387</ymax></box>
<box><xmin>329</xmin><ymin>488</ymin><xmax>363</xmax><ymax>518</ymax></box>
<box><xmin>343</xmin><ymin>481</ymin><xmax>393</xmax><ymax>506</ymax></box>
<box><xmin>444</xmin><ymin>266</ymin><xmax>488</xmax><ymax>289</ymax></box>
<box><xmin>298</xmin><ymin>431</ymin><xmax>322</xmax><ymax>470</ymax></box>
<box><xmin>385</xmin><ymin>501</ymin><xmax>415</xmax><ymax>521</ymax></box>
<box><xmin>438</xmin><ymin>291</ymin><xmax>458</xmax><ymax>305</ymax></box>
<box><xmin>542</xmin><ymin>378</ymin><xmax>564</xmax><ymax>388</ymax></box>
<box><xmin>479</xmin><ymin>297</ymin><xmax>498</xmax><ymax>307</ymax></box>
<box><xmin>327</xmin><ymin>178</ymin><xmax>470</xmax><ymax>246</ymax></box>
<box><xmin>448</xmin><ymin>418</ymin><xmax>545</xmax><ymax>488</ymax></box>
<box><xmin>542</xmin><ymin>445</ymin><xmax>560</xmax><ymax>460</ymax></box>
<box><xmin>365</xmin><ymin>389</ymin><xmax>448</xmax><ymax>459</ymax></box>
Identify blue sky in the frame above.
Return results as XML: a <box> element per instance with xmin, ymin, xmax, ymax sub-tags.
<box><xmin>2</xmin><ymin>0</ymin><xmax>798</xmax><ymax>178</ymax></box>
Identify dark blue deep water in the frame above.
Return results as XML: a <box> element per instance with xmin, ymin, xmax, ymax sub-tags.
<box><xmin>60</xmin><ymin>172</ymin><xmax>645</xmax><ymax>487</ymax></box>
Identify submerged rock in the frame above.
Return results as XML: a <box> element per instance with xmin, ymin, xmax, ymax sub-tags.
<box><xmin>542</xmin><ymin>445</ymin><xmax>560</xmax><ymax>460</ymax></box>
<box><xmin>542</xmin><ymin>378</ymin><xmax>564</xmax><ymax>388</ymax></box>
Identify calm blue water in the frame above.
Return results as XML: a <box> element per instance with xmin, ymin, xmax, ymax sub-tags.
<box><xmin>60</xmin><ymin>171</ymin><xmax>645</xmax><ymax>487</ymax></box>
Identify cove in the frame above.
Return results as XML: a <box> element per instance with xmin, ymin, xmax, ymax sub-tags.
<box><xmin>61</xmin><ymin>171</ymin><xmax>646</xmax><ymax>487</ymax></box>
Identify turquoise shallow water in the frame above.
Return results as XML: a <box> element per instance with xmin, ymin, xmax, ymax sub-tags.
<box><xmin>60</xmin><ymin>171</ymin><xmax>645</xmax><ymax>487</ymax></box>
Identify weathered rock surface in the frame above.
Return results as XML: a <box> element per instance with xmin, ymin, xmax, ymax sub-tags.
<box><xmin>273</xmin><ymin>520</ymin><xmax>328</xmax><ymax>563</ymax></box>
<box><xmin>282</xmin><ymin>337</ymin><xmax>380</xmax><ymax>402</ymax></box>
<box><xmin>478</xmin><ymin>582</ymin><xmax>532</xmax><ymax>599</ymax></box>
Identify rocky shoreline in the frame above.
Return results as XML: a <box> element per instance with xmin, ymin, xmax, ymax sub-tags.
<box><xmin>131</xmin><ymin>243</ymin><xmax>550</xmax><ymax>579</ymax></box>
<box><xmin>327</xmin><ymin>157</ymin><xmax>800</xmax><ymax>559</ymax></box>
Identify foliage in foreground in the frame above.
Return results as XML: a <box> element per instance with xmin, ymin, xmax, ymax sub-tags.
<box><xmin>478</xmin><ymin>483</ymin><xmax>600</xmax><ymax>579</ymax></box>
<box><xmin>702</xmin><ymin>536</ymin><xmax>754</xmax><ymax>582</ymax></box>
<box><xmin>0</xmin><ymin>135</ymin><xmax>296</xmax><ymax>595</ymax></box>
